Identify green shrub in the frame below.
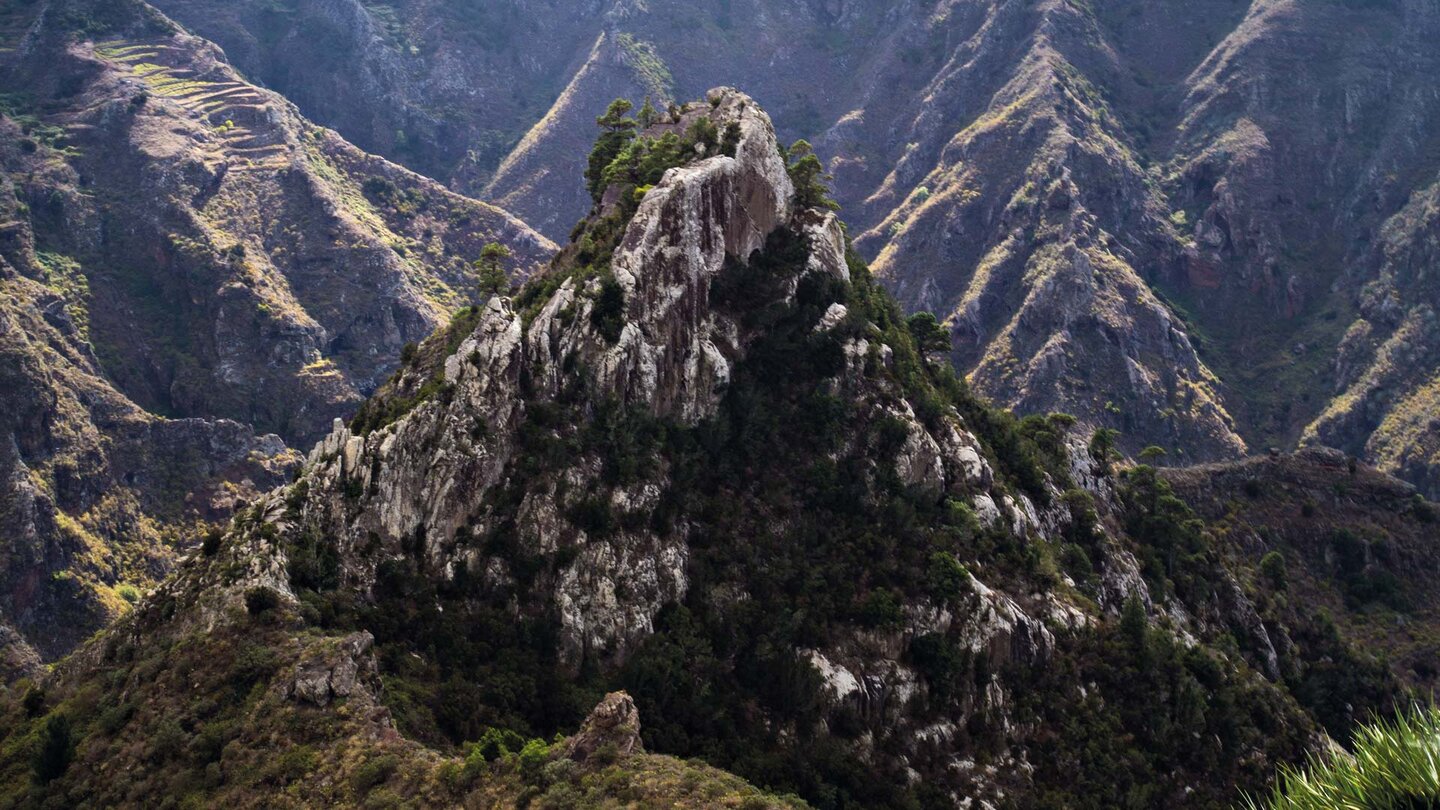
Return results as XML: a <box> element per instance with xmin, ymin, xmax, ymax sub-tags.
<box><xmin>1259</xmin><ymin>551</ymin><xmax>1287</xmax><ymax>591</ymax></box>
<box><xmin>1089</xmin><ymin>428</ymin><xmax>1119</xmax><ymax>469</ymax></box>
<box><xmin>288</xmin><ymin>529</ymin><xmax>341</xmax><ymax>593</ymax></box>
<box><xmin>245</xmin><ymin>587</ymin><xmax>281</xmax><ymax>616</ymax></box>
<box><xmin>21</xmin><ymin>685</ymin><xmax>45</xmax><ymax>718</ymax></box>
<box><xmin>906</xmin><ymin>312</ymin><xmax>950</xmax><ymax>354</ymax></box>
<box><xmin>96</xmin><ymin>702</ymin><xmax>134</xmax><ymax>735</ymax></box>
<box><xmin>590</xmin><ymin>276</ymin><xmax>627</xmax><ymax>343</ymax></box>
<box><xmin>516</xmin><ymin>738</ymin><xmax>553</xmax><ymax>783</ymax></box>
<box><xmin>1409</xmin><ymin>495</ymin><xmax>1435</xmax><ymax>523</ymax></box>
<box><xmin>31</xmin><ymin>714</ymin><xmax>73</xmax><ymax>784</ymax></box>
<box><xmin>858</xmin><ymin>589</ymin><xmax>905</xmax><ymax>628</ymax></box>
<box><xmin>686</xmin><ymin>116</ymin><xmax>719</xmax><ymax>152</ymax></box>
<box><xmin>926</xmin><ymin>552</ymin><xmax>970</xmax><ymax>604</ymax></box>
<box><xmin>470</xmin><ymin>727</ymin><xmax>526</xmax><ymax>763</ymax></box>
<box><xmin>264</xmin><ymin>745</ymin><xmax>318</xmax><ymax>786</ymax></box>
<box><xmin>201</xmin><ymin>527</ymin><xmax>224</xmax><ymax>557</ymax></box>
<box><xmin>229</xmin><ymin>643</ymin><xmax>280</xmax><ymax>698</ymax></box>
<box><xmin>351</xmin><ymin>753</ymin><xmax>400</xmax><ymax>793</ymax></box>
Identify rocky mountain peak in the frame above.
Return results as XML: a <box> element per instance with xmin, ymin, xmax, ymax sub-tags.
<box><xmin>294</xmin><ymin>89</ymin><xmax>861</xmax><ymax>662</ymax></box>
<box><xmin>536</xmin><ymin>86</ymin><xmax>822</xmax><ymax>423</ymax></box>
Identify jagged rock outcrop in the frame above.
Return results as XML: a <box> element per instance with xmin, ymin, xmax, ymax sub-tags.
<box><xmin>286</xmin><ymin>91</ymin><xmax>1098</xmax><ymax>689</ymax></box>
<box><xmin>235</xmin><ymin>89</ymin><xmax>1331</xmax><ymax>807</ymax></box>
<box><xmin>593</xmin><ymin>89</ymin><xmax>798</xmax><ymax>420</ymax></box>
<box><xmin>294</xmin><ymin>89</ymin><xmax>838</xmax><ymax>663</ymax></box>
<box><xmin>563</xmin><ymin>691</ymin><xmax>644</xmax><ymax>762</ymax></box>
<box><xmin>286</xmin><ymin>631</ymin><xmax>378</xmax><ymax>707</ymax></box>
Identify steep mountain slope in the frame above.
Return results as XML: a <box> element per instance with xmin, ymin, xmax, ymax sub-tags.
<box><xmin>143</xmin><ymin>0</ymin><xmax>1440</xmax><ymax>499</ymax></box>
<box><xmin>1166</xmin><ymin>447</ymin><xmax>1440</xmax><ymax>727</ymax></box>
<box><xmin>0</xmin><ymin>0</ymin><xmax>556</xmax><ymax>664</ymax></box>
<box><xmin>1</xmin><ymin>0</ymin><xmax>555</xmax><ymax>447</ymax></box>
<box><xmin>5</xmin><ymin>90</ymin><xmax>1436</xmax><ymax>810</ymax></box>
<box><xmin>0</xmin><ymin>185</ymin><xmax>297</xmax><ymax>668</ymax></box>
<box><xmin>1158</xmin><ymin>0</ymin><xmax>1440</xmax><ymax>478</ymax></box>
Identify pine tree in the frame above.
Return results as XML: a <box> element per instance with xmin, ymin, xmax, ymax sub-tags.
<box><xmin>637</xmin><ymin>95</ymin><xmax>660</xmax><ymax>128</ymax></box>
<box><xmin>906</xmin><ymin>312</ymin><xmax>951</xmax><ymax>354</ymax></box>
<box><xmin>585</xmin><ymin>99</ymin><xmax>637</xmax><ymax>201</ymax></box>
<box><xmin>786</xmin><ymin>139</ymin><xmax>838</xmax><ymax>210</ymax></box>
<box><xmin>475</xmin><ymin>242</ymin><xmax>511</xmax><ymax>297</ymax></box>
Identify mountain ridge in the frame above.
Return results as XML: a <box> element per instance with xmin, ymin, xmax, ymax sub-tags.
<box><xmin>4</xmin><ymin>87</ymin><xmax>1435</xmax><ymax>809</ymax></box>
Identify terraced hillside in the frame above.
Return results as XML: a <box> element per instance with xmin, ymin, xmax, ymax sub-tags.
<box><xmin>96</xmin><ymin>41</ymin><xmax>292</xmax><ymax>172</ymax></box>
<box><xmin>1</xmin><ymin>0</ymin><xmax>555</xmax><ymax>446</ymax></box>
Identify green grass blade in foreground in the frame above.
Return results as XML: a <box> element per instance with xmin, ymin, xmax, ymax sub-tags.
<box><xmin>1241</xmin><ymin>704</ymin><xmax>1440</xmax><ymax>810</ymax></box>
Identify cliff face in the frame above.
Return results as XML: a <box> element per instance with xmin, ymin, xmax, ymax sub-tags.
<box><xmin>142</xmin><ymin>0</ymin><xmax>1440</xmax><ymax>497</ymax></box>
<box><xmin>12</xmin><ymin>89</ymin><xmax>1439</xmax><ymax>809</ymax></box>
<box><xmin>0</xmin><ymin>0</ymin><xmax>556</xmax><ymax>662</ymax></box>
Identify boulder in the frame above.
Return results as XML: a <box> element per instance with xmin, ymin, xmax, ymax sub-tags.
<box><xmin>564</xmin><ymin>691</ymin><xmax>644</xmax><ymax>762</ymax></box>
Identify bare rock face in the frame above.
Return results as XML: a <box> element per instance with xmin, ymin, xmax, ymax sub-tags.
<box><xmin>564</xmin><ymin>691</ymin><xmax>644</xmax><ymax>762</ymax></box>
<box><xmin>288</xmin><ymin>631</ymin><xmax>377</xmax><ymax>707</ymax></box>
<box><xmin>594</xmin><ymin>87</ymin><xmax>796</xmax><ymax>421</ymax></box>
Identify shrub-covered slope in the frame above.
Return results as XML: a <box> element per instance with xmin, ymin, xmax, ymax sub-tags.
<box><xmin>5</xmin><ymin>89</ymin><xmax>1438</xmax><ymax>810</ymax></box>
<box><xmin>0</xmin><ymin>260</ymin><xmax>296</xmax><ymax>668</ymax></box>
